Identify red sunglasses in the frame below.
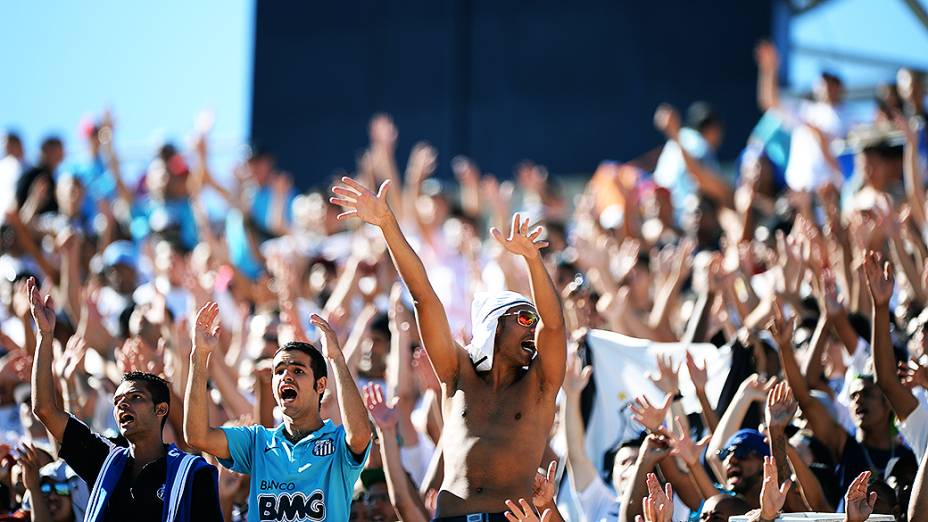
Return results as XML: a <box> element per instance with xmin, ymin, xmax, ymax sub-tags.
<box><xmin>500</xmin><ymin>310</ymin><xmax>539</xmax><ymax>328</ymax></box>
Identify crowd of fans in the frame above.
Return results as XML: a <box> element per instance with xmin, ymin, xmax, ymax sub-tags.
<box><xmin>2</xmin><ymin>39</ymin><xmax>928</xmax><ymax>521</ymax></box>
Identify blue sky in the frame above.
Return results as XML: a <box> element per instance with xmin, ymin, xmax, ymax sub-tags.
<box><xmin>0</xmin><ymin>0</ymin><xmax>254</xmax><ymax>185</ymax></box>
<box><xmin>790</xmin><ymin>0</ymin><xmax>928</xmax><ymax>90</ymax></box>
<box><xmin>2</xmin><ymin>0</ymin><xmax>926</xmax><ymax>183</ymax></box>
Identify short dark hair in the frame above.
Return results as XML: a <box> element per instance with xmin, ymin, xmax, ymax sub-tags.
<box><xmin>275</xmin><ymin>342</ymin><xmax>327</xmax><ymax>383</ymax></box>
<box><xmin>821</xmin><ymin>71</ymin><xmax>844</xmax><ymax>87</ymax></box>
<box><xmin>686</xmin><ymin>101</ymin><xmax>721</xmax><ymax>133</ymax></box>
<box><xmin>40</xmin><ymin>136</ymin><xmax>62</xmax><ymax>153</ymax></box>
<box><xmin>121</xmin><ymin>372</ymin><xmax>171</xmax><ymax>429</ymax></box>
<box><xmin>4</xmin><ymin>132</ymin><xmax>22</xmax><ymax>148</ymax></box>
<box><xmin>603</xmin><ymin>432</ymin><xmax>647</xmax><ymax>482</ymax></box>
<box><xmin>370</xmin><ymin>313</ymin><xmax>391</xmax><ymax>339</ymax></box>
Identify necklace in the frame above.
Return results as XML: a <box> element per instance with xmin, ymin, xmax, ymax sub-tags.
<box><xmin>859</xmin><ymin>441</ymin><xmax>894</xmax><ymax>477</ymax></box>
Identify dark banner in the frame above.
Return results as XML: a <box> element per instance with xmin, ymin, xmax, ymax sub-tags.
<box><xmin>252</xmin><ymin>0</ymin><xmax>773</xmax><ymax>189</ymax></box>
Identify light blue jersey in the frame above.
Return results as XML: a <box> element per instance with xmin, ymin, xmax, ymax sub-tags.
<box><xmin>219</xmin><ymin>420</ymin><xmax>370</xmax><ymax>522</ymax></box>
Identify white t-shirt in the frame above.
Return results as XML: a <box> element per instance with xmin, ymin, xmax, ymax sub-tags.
<box><xmin>779</xmin><ymin>100</ymin><xmax>853</xmax><ymax>191</ymax></box>
<box><xmin>95</xmin><ymin>286</ymin><xmax>131</xmax><ymax>337</ymax></box>
<box><xmin>576</xmin><ymin>477</ymin><xmax>619</xmax><ymax>522</ymax></box>
<box><xmin>834</xmin><ymin>338</ymin><xmax>872</xmax><ymax>436</ymax></box>
<box><xmin>0</xmin><ymin>155</ymin><xmax>22</xmax><ymax>214</ymax></box>
<box><xmin>398</xmin><ymin>434</ymin><xmax>436</xmax><ymax>487</ymax></box>
<box><xmin>900</xmin><ymin>389</ymin><xmax>928</xmax><ymax>462</ymax></box>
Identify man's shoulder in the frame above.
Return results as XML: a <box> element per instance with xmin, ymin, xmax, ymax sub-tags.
<box><xmin>220</xmin><ymin>423</ymin><xmax>277</xmax><ymax>449</ymax></box>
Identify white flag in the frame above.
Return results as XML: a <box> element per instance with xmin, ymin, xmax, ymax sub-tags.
<box><xmin>583</xmin><ymin>329</ymin><xmax>732</xmax><ymax>466</ymax></box>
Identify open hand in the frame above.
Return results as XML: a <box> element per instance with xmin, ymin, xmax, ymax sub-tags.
<box><xmin>330</xmin><ymin>177</ymin><xmax>394</xmax><ymax>227</ymax></box>
<box><xmin>563</xmin><ymin>355</ymin><xmax>592</xmax><ymax>397</ymax></box>
<box><xmin>685</xmin><ymin>351</ymin><xmax>708</xmax><ymax>391</ymax></box>
<box><xmin>760</xmin><ymin>456</ymin><xmax>792</xmax><ymax>519</ymax></box>
<box><xmin>739</xmin><ymin>373</ymin><xmax>779</xmax><ymax>403</ymax></box>
<box><xmin>755</xmin><ymin>40</ymin><xmax>779</xmax><ymax>72</ymax></box>
<box><xmin>648</xmin><ymin>354</ymin><xmax>680</xmax><ymax>395</ymax></box>
<box><xmin>0</xmin><ymin>351</ymin><xmax>33</xmax><ymax>387</ymax></box>
<box><xmin>193</xmin><ymin>302</ymin><xmax>221</xmax><ymax>360</ymax></box>
<box><xmin>630</xmin><ymin>394</ymin><xmax>673</xmax><ymax>432</ymax></box>
<box><xmin>17</xmin><ymin>444</ymin><xmax>42</xmax><ymax>493</ymax></box>
<box><xmin>900</xmin><ymin>360</ymin><xmax>928</xmax><ymax>390</ymax></box>
<box><xmin>844</xmin><ymin>471</ymin><xmax>877</xmax><ymax>522</ymax></box>
<box><xmin>54</xmin><ymin>335</ymin><xmax>88</xmax><ymax>381</ymax></box>
<box><xmin>767</xmin><ymin>299</ymin><xmax>795</xmax><ymax>350</ymax></box>
<box><xmin>642</xmin><ymin>472</ymin><xmax>673</xmax><ymax>522</ymax></box>
<box><xmin>26</xmin><ymin>278</ymin><xmax>56</xmax><ymax>335</ymax></box>
<box><xmin>817</xmin><ymin>269</ymin><xmax>844</xmax><ymax>318</ymax></box>
<box><xmin>504</xmin><ymin>498</ymin><xmax>551</xmax><ymax>522</ymax></box>
<box><xmin>491</xmin><ymin>213</ymin><xmax>549</xmax><ymax>260</ymax></box>
<box><xmin>363</xmin><ymin>383</ymin><xmax>398</xmax><ymax>430</ymax></box>
<box><xmin>765</xmin><ymin>382</ymin><xmax>798</xmax><ymax>431</ymax></box>
<box><xmin>668</xmin><ymin>416</ymin><xmax>708</xmax><ymax>467</ymax></box>
<box><xmin>369</xmin><ymin>113</ymin><xmax>398</xmax><ymax>151</ymax></box>
<box><xmin>406</xmin><ymin>142</ymin><xmax>438</xmax><ymax>183</ymax></box>
<box><xmin>310</xmin><ymin>314</ymin><xmax>342</xmax><ymax>360</ymax></box>
<box><xmin>653</xmin><ymin>104</ymin><xmax>682</xmax><ymax>141</ymax></box>
<box><xmin>862</xmin><ymin>250</ymin><xmax>894</xmax><ymax>306</ymax></box>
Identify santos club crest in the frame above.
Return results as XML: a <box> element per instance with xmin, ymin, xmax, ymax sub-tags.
<box><xmin>312</xmin><ymin>438</ymin><xmax>335</xmax><ymax>457</ymax></box>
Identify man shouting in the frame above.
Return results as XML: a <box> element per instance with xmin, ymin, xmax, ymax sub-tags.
<box><xmin>331</xmin><ymin>177</ymin><xmax>566</xmax><ymax>521</ymax></box>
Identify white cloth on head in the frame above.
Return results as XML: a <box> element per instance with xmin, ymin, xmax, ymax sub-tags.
<box><xmin>466</xmin><ymin>291</ymin><xmax>534</xmax><ymax>372</ymax></box>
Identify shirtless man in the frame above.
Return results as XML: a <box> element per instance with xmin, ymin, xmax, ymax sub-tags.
<box><xmin>331</xmin><ymin>177</ymin><xmax>566</xmax><ymax>520</ymax></box>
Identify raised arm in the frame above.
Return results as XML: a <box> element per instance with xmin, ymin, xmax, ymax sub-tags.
<box><xmin>765</xmin><ymin>383</ymin><xmax>811</xmax><ymax>513</ymax></box>
<box><xmin>491</xmin><ymin>214</ymin><xmax>566</xmax><ymax>389</ymax></box>
<box><xmin>619</xmin><ymin>435</ymin><xmax>671</xmax><ymax>522</ymax></box>
<box><xmin>667</xmin><ymin>417</ymin><xmax>720</xmax><ymax>501</ymax></box>
<box><xmin>819</xmin><ymin>270</ymin><xmax>862</xmax><ymax>357</ymax></box>
<box><xmin>801</xmin><ymin>314</ymin><xmax>832</xmax><ymax>392</ymax></box>
<box><xmin>897</xmin><ymin>114</ymin><xmax>928</xmax><ymax>230</ymax></box>
<box><xmin>755</xmin><ymin>41</ymin><xmax>781</xmax><ymax>111</ymax></box>
<box><xmin>864</xmin><ymin>252</ymin><xmax>919</xmax><ymax>419</ymax></box>
<box><xmin>912</xmin><ymin>453</ymin><xmax>928</xmax><ymax>522</ymax></box>
<box><xmin>365</xmin><ymin>383</ymin><xmax>429</xmax><ymax>522</ymax></box>
<box><xmin>770</xmin><ymin>302</ymin><xmax>847</xmax><ymax>459</ymax></box>
<box><xmin>184</xmin><ymin>302</ymin><xmax>231</xmax><ymax>459</ymax></box>
<box><xmin>312</xmin><ymin>314</ymin><xmax>371</xmax><ymax>455</ymax></box>
<box><xmin>705</xmin><ymin>374</ymin><xmax>773</xmax><ymax>481</ymax></box>
<box><xmin>758</xmin><ymin>455</ymin><xmax>792</xmax><ymax>522</ymax></box>
<box><xmin>19</xmin><ymin>444</ymin><xmax>55</xmax><ymax>522</ymax></box>
<box><xmin>386</xmin><ymin>284</ymin><xmax>427</xmax><ymax>448</ymax></box>
<box><xmin>685</xmin><ymin>351</ymin><xmax>719</xmax><ymax>433</ymax></box>
<box><xmin>27</xmin><ymin>279</ymin><xmax>69</xmax><ymax>441</ymax></box>
<box><xmin>562</xmin><ymin>356</ymin><xmax>599</xmax><ymax>493</ymax></box>
<box><xmin>99</xmin><ymin>111</ymin><xmax>134</xmax><ymax>205</ymax></box>
<box><xmin>331</xmin><ymin>177</ymin><xmax>460</xmax><ymax>383</ymax></box>
<box><xmin>654</xmin><ymin>105</ymin><xmax>732</xmax><ymax>207</ymax></box>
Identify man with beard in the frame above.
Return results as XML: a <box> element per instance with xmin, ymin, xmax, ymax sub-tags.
<box><xmin>773</xmin><ymin>301</ymin><xmax>915</xmax><ymax>511</ymax></box>
<box><xmin>715</xmin><ymin>429</ymin><xmax>768</xmax><ymax>506</ymax></box>
<box><xmin>184</xmin><ymin>302</ymin><xmax>371</xmax><ymax>522</ymax></box>
<box><xmin>330</xmin><ymin>177</ymin><xmax>566</xmax><ymax>520</ymax></box>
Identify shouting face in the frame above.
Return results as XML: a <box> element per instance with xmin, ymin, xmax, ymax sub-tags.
<box><xmin>272</xmin><ymin>349</ymin><xmax>326</xmax><ymax>419</ymax></box>
<box><xmin>722</xmin><ymin>445</ymin><xmax>763</xmax><ymax>495</ymax></box>
<box><xmin>113</xmin><ymin>380</ymin><xmax>167</xmax><ymax>440</ymax></box>
<box><xmin>494</xmin><ymin>305</ymin><xmax>539</xmax><ymax>368</ymax></box>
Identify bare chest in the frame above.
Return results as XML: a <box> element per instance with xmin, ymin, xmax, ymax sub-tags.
<box><xmin>442</xmin><ymin>376</ymin><xmax>553</xmax><ymax>440</ymax></box>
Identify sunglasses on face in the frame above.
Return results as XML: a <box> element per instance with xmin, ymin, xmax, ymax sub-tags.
<box><xmin>500</xmin><ymin>310</ymin><xmax>540</xmax><ymax>328</ymax></box>
<box><xmin>717</xmin><ymin>444</ymin><xmax>759</xmax><ymax>461</ymax></box>
<box><xmin>40</xmin><ymin>481</ymin><xmax>71</xmax><ymax>497</ymax></box>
